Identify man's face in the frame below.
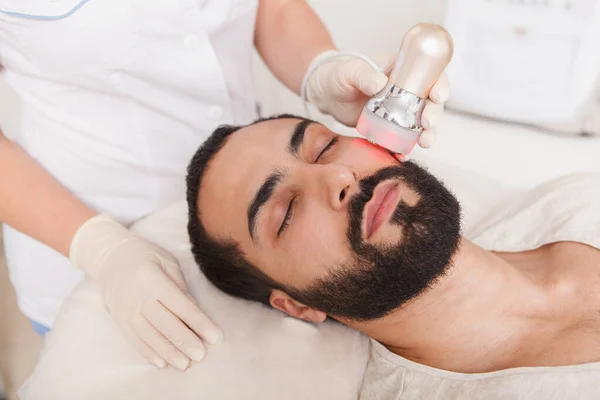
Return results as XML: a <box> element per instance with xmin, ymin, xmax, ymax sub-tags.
<box><xmin>197</xmin><ymin>117</ymin><xmax>460</xmax><ymax>321</ymax></box>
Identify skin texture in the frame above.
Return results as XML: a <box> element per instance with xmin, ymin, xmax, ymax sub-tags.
<box><xmin>196</xmin><ymin>117</ymin><xmax>600</xmax><ymax>373</ymax></box>
<box><xmin>0</xmin><ymin>132</ymin><xmax>97</xmax><ymax>257</ymax></box>
<box><xmin>255</xmin><ymin>0</ymin><xmax>337</xmax><ymax>95</ymax></box>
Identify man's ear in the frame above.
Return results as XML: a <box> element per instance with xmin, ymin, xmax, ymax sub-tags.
<box><xmin>269</xmin><ymin>289</ymin><xmax>327</xmax><ymax>323</ymax></box>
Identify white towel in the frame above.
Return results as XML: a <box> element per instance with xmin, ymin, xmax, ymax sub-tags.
<box><xmin>361</xmin><ymin>173</ymin><xmax>600</xmax><ymax>400</ymax></box>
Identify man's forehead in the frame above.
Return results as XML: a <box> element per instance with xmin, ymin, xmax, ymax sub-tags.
<box><xmin>212</xmin><ymin>117</ymin><xmax>303</xmax><ymax>171</ymax></box>
<box><xmin>231</xmin><ymin>118</ymin><xmax>309</xmax><ymax>157</ymax></box>
<box><xmin>197</xmin><ymin>118</ymin><xmax>304</xmax><ymax>236</ymax></box>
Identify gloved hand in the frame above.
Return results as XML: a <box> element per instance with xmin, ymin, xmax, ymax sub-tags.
<box><xmin>70</xmin><ymin>214</ymin><xmax>222</xmax><ymax>371</ymax></box>
<box><xmin>304</xmin><ymin>50</ymin><xmax>450</xmax><ymax>148</ymax></box>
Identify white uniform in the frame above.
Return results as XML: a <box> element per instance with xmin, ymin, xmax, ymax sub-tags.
<box><xmin>0</xmin><ymin>0</ymin><xmax>258</xmax><ymax>327</ymax></box>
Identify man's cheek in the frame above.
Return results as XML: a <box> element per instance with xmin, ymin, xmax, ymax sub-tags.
<box><xmin>332</xmin><ymin>137</ymin><xmax>398</xmax><ymax>185</ymax></box>
<box><xmin>295</xmin><ymin>219</ymin><xmax>345</xmax><ymax>266</ymax></box>
<box><xmin>348</xmin><ymin>138</ymin><xmax>399</xmax><ymax>165</ymax></box>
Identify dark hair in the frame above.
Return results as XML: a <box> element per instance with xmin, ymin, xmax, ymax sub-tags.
<box><xmin>186</xmin><ymin>114</ymin><xmax>308</xmax><ymax>306</ymax></box>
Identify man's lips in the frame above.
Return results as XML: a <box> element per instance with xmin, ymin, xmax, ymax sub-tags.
<box><xmin>363</xmin><ymin>181</ymin><xmax>400</xmax><ymax>239</ymax></box>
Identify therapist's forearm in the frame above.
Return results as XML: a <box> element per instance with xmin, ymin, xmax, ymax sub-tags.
<box><xmin>0</xmin><ymin>131</ymin><xmax>97</xmax><ymax>257</ymax></box>
<box><xmin>255</xmin><ymin>0</ymin><xmax>336</xmax><ymax>95</ymax></box>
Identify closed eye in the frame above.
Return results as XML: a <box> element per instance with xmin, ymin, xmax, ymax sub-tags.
<box><xmin>278</xmin><ymin>197</ymin><xmax>296</xmax><ymax>236</ymax></box>
<box><xmin>315</xmin><ymin>137</ymin><xmax>338</xmax><ymax>162</ymax></box>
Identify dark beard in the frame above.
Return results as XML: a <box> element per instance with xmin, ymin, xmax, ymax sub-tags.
<box><xmin>284</xmin><ymin>161</ymin><xmax>462</xmax><ymax>321</ymax></box>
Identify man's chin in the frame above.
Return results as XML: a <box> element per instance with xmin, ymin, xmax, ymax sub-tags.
<box><xmin>367</xmin><ymin>227</ymin><xmax>407</xmax><ymax>248</ymax></box>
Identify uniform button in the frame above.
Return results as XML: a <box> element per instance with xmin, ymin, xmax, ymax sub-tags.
<box><xmin>209</xmin><ymin>106</ymin><xmax>223</xmax><ymax>119</ymax></box>
<box><xmin>183</xmin><ymin>34</ymin><xmax>200</xmax><ymax>50</ymax></box>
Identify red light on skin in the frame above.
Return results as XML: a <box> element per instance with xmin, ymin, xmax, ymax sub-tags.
<box><xmin>373</xmin><ymin>129</ymin><xmax>405</xmax><ymax>152</ymax></box>
<box><xmin>351</xmin><ymin>137</ymin><xmax>375</xmax><ymax>149</ymax></box>
<box><xmin>356</xmin><ymin>111</ymin><xmax>418</xmax><ymax>157</ymax></box>
<box><xmin>351</xmin><ymin>137</ymin><xmax>408</xmax><ymax>162</ymax></box>
<box><xmin>369</xmin><ymin>129</ymin><xmax>417</xmax><ymax>156</ymax></box>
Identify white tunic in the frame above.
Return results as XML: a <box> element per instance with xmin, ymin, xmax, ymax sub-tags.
<box><xmin>361</xmin><ymin>173</ymin><xmax>600</xmax><ymax>399</ymax></box>
<box><xmin>0</xmin><ymin>0</ymin><xmax>258</xmax><ymax>327</ymax></box>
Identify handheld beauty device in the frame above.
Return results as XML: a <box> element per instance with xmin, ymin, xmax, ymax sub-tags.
<box><xmin>356</xmin><ymin>23</ymin><xmax>454</xmax><ymax>154</ymax></box>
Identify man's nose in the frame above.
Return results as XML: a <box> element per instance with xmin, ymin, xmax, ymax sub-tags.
<box><xmin>315</xmin><ymin>164</ymin><xmax>358</xmax><ymax>211</ymax></box>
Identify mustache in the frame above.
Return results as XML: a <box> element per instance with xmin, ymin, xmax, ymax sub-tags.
<box><xmin>346</xmin><ymin>163</ymin><xmax>417</xmax><ymax>248</ymax></box>
<box><xmin>349</xmin><ymin>162</ymin><xmax>421</xmax><ymax>216</ymax></box>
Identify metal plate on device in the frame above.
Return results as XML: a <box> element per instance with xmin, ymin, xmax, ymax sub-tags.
<box><xmin>365</xmin><ymin>84</ymin><xmax>426</xmax><ymax>132</ymax></box>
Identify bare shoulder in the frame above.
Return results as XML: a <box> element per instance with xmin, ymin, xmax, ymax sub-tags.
<box><xmin>550</xmin><ymin>241</ymin><xmax>600</xmax><ymax>257</ymax></box>
<box><xmin>547</xmin><ymin>242</ymin><xmax>600</xmax><ymax>280</ymax></box>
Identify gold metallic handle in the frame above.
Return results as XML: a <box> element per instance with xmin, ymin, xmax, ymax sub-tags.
<box><xmin>389</xmin><ymin>23</ymin><xmax>454</xmax><ymax>99</ymax></box>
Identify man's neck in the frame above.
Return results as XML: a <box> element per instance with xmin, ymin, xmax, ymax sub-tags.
<box><xmin>350</xmin><ymin>239</ymin><xmax>574</xmax><ymax>372</ymax></box>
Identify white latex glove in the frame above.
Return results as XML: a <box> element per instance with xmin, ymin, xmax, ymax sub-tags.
<box><xmin>304</xmin><ymin>51</ymin><xmax>450</xmax><ymax>148</ymax></box>
<box><xmin>70</xmin><ymin>214</ymin><xmax>222</xmax><ymax>371</ymax></box>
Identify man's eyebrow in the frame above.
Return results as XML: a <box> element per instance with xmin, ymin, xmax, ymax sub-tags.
<box><xmin>247</xmin><ymin>170</ymin><xmax>286</xmax><ymax>241</ymax></box>
<box><xmin>287</xmin><ymin>119</ymin><xmax>314</xmax><ymax>157</ymax></box>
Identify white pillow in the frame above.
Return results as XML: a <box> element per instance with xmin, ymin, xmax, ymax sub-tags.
<box><xmin>19</xmin><ymin>160</ymin><xmax>518</xmax><ymax>400</ymax></box>
<box><xmin>20</xmin><ymin>201</ymin><xmax>369</xmax><ymax>400</ymax></box>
